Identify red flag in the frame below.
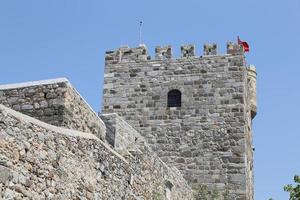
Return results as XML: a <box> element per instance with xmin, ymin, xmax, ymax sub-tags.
<box><xmin>237</xmin><ymin>36</ymin><xmax>250</xmax><ymax>52</ymax></box>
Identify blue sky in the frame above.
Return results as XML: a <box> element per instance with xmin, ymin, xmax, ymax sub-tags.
<box><xmin>0</xmin><ymin>0</ymin><xmax>299</xmax><ymax>199</ymax></box>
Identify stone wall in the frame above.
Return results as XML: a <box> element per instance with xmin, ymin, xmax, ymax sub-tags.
<box><xmin>245</xmin><ymin>65</ymin><xmax>257</xmax><ymax>199</ymax></box>
<box><xmin>102</xmin><ymin>43</ymin><xmax>256</xmax><ymax>199</ymax></box>
<box><xmin>0</xmin><ymin>104</ymin><xmax>193</xmax><ymax>200</ymax></box>
<box><xmin>0</xmin><ymin>78</ymin><xmax>106</xmax><ymax>140</ymax></box>
<box><xmin>100</xmin><ymin>113</ymin><xmax>143</xmax><ymax>155</ymax></box>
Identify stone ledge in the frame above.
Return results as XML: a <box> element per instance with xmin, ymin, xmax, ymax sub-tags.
<box><xmin>0</xmin><ymin>77</ymin><xmax>70</xmax><ymax>90</ymax></box>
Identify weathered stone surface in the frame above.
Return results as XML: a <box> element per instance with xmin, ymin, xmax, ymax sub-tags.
<box><xmin>0</xmin><ymin>41</ymin><xmax>257</xmax><ymax>200</ymax></box>
<box><xmin>204</xmin><ymin>43</ymin><xmax>217</xmax><ymax>55</ymax></box>
<box><xmin>0</xmin><ymin>104</ymin><xmax>193</xmax><ymax>200</ymax></box>
<box><xmin>102</xmin><ymin>43</ymin><xmax>256</xmax><ymax>200</ymax></box>
<box><xmin>100</xmin><ymin>113</ymin><xmax>144</xmax><ymax>155</ymax></box>
<box><xmin>105</xmin><ymin>44</ymin><xmax>148</xmax><ymax>63</ymax></box>
<box><xmin>0</xmin><ymin>78</ymin><xmax>106</xmax><ymax>141</ymax></box>
<box><xmin>155</xmin><ymin>45</ymin><xmax>172</xmax><ymax>59</ymax></box>
<box><xmin>247</xmin><ymin>65</ymin><xmax>257</xmax><ymax>119</ymax></box>
<box><xmin>181</xmin><ymin>44</ymin><xmax>195</xmax><ymax>57</ymax></box>
<box><xmin>0</xmin><ymin>165</ymin><xmax>11</xmax><ymax>184</ymax></box>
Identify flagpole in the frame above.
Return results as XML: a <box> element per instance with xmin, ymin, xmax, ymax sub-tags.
<box><xmin>139</xmin><ymin>21</ymin><xmax>143</xmax><ymax>45</ymax></box>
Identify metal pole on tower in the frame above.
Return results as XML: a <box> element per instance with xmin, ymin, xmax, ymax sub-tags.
<box><xmin>139</xmin><ymin>21</ymin><xmax>143</xmax><ymax>45</ymax></box>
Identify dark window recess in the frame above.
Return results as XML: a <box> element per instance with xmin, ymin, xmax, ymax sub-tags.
<box><xmin>167</xmin><ymin>90</ymin><xmax>181</xmax><ymax>107</ymax></box>
<box><xmin>165</xmin><ymin>180</ymin><xmax>173</xmax><ymax>200</ymax></box>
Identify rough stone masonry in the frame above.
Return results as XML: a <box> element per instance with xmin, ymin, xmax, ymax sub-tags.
<box><xmin>0</xmin><ymin>78</ymin><xmax>193</xmax><ymax>199</ymax></box>
<box><xmin>102</xmin><ymin>42</ymin><xmax>257</xmax><ymax>199</ymax></box>
<box><xmin>0</xmin><ymin>104</ymin><xmax>193</xmax><ymax>199</ymax></box>
<box><xmin>0</xmin><ymin>40</ymin><xmax>257</xmax><ymax>200</ymax></box>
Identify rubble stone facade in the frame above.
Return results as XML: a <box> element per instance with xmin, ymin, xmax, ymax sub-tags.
<box><xmin>0</xmin><ymin>78</ymin><xmax>106</xmax><ymax>140</ymax></box>
<box><xmin>0</xmin><ymin>105</ymin><xmax>193</xmax><ymax>199</ymax></box>
<box><xmin>102</xmin><ymin>42</ymin><xmax>257</xmax><ymax>199</ymax></box>
<box><xmin>0</xmin><ymin>40</ymin><xmax>257</xmax><ymax>200</ymax></box>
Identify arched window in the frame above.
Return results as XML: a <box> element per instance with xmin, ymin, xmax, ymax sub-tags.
<box><xmin>167</xmin><ymin>90</ymin><xmax>181</xmax><ymax>107</ymax></box>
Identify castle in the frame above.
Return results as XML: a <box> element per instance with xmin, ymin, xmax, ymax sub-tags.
<box><xmin>0</xmin><ymin>41</ymin><xmax>256</xmax><ymax>200</ymax></box>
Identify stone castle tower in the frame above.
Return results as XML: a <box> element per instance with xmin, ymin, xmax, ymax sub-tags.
<box><xmin>102</xmin><ymin>42</ymin><xmax>257</xmax><ymax>199</ymax></box>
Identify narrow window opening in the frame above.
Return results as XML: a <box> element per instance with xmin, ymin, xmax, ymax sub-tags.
<box><xmin>165</xmin><ymin>180</ymin><xmax>173</xmax><ymax>200</ymax></box>
<box><xmin>167</xmin><ymin>90</ymin><xmax>181</xmax><ymax>107</ymax></box>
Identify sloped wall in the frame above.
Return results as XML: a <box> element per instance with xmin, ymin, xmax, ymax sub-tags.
<box><xmin>0</xmin><ymin>78</ymin><xmax>105</xmax><ymax>140</ymax></box>
<box><xmin>100</xmin><ymin>113</ymin><xmax>144</xmax><ymax>154</ymax></box>
<box><xmin>0</xmin><ymin>104</ymin><xmax>193</xmax><ymax>200</ymax></box>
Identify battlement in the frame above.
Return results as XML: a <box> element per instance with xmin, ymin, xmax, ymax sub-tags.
<box><xmin>227</xmin><ymin>42</ymin><xmax>244</xmax><ymax>55</ymax></box>
<box><xmin>105</xmin><ymin>42</ymin><xmax>245</xmax><ymax>63</ymax></box>
<box><xmin>204</xmin><ymin>43</ymin><xmax>217</xmax><ymax>55</ymax></box>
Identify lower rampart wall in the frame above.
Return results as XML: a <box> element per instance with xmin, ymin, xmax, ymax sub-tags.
<box><xmin>0</xmin><ymin>104</ymin><xmax>193</xmax><ymax>200</ymax></box>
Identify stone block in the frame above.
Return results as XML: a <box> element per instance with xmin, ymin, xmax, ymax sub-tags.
<box><xmin>0</xmin><ymin>165</ymin><xmax>11</xmax><ymax>184</ymax></box>
<box><xmin>155</xmin><ymin>45</ymin><xmax>172</xmax><ymax>59</ymax></box>
<box><xmin>203</xmin><ymin>43</ymin><xmax>217</xmax><ymax>55</ymax></box>
<box><xmin>227</xmin><ymin>42</ymin><xmax>244</xmax><ymax>55</ymax></box>
<box><xmin>181</xmin><ymin>44</ymin><xmax>195</xmax><ymax>57</ymax></box>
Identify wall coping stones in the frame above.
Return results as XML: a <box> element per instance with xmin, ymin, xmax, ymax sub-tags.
<box><xmin>0</xmin><ymin>77</ymin><xmax>71</xmax><ymax>90</ymax></box>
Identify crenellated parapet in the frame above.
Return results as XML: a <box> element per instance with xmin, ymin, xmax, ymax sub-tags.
<box><xmin>105</xmin><ymin>42</ymin><xmax>245</xmax><ymax>63</ymax></box>
<box><xmin>105</xmin><ymin>44</ymin><xmax>148</xmax><ymax>63</ymax></box>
